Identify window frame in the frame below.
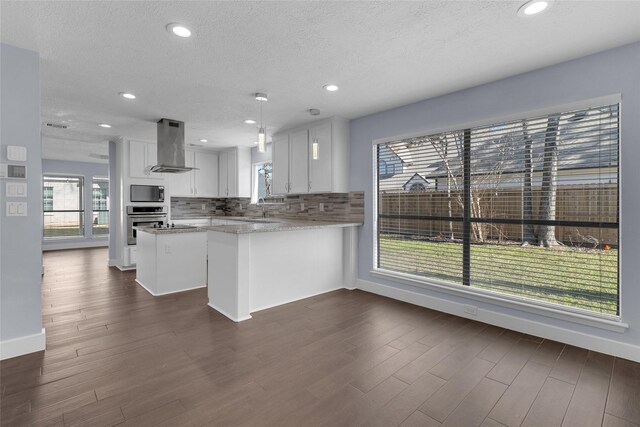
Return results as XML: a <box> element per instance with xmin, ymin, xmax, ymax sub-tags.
<box><xmin>371</xmin><ymin>94</ymin><xmax>623</xmax><ymax>326</ymax></box>
<box><xmin>91</xmin><ymin>176</ymin><xmax>109</xmax><ymax>238</ymax></box>
<box><xmin>250</xmin><ymin>160</ymin><xmax>273</xmax><ymax>204</ymax></box>
<box><xmin>42</xmin><ymin>173</ymin><xmax>85</xmax><ymax>240</ymax></box>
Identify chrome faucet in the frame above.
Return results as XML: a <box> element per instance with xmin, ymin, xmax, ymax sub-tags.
<box><xmin>257</xmin><ymin>197</ymin><xmax>268</xmax><ymax>218</ymax></box>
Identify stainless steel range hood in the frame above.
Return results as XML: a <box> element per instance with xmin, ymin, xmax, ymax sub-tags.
<box><xmin>150</xmin><ymin>118</ymin><xmax>196</xmax><ymax>173</ymax></box>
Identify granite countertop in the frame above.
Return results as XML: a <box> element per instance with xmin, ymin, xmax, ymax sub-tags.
<box><xmin>135</xmin><ymin>219</ymin><xmax>362</xmax><ymax>235</ymax></box>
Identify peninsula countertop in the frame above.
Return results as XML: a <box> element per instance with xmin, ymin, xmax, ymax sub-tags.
<box><xmin>134</xmin><ymin>218</ymin><xmax>362</xmax><ymax>235</ymax></box>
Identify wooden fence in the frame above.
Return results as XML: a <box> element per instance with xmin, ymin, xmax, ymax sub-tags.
<box><xmin>379</xmin><ymin>184</ymin><xmax>618</xmax><ymax>246</ymax></box>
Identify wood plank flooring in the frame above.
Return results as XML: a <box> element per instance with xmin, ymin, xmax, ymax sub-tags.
<box><xmin>1</xmin><ymin>247</ymin><xmax>638</xmax><ymax>426</ymax></box>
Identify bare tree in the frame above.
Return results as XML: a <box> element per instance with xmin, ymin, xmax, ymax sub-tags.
<box><xmin>521</xmin><ymin>120</ymin><xmax>536</xmax><ymax>245</ymax></box>
<box><xmin>538</xmin><ymin>115</ymin><xmax>561</xmax><ymax>247</ymax></box>
<box><xmin>428</xmin><ymin>131</ymin><xmax>512</xmax><ymax>243</ymax></box>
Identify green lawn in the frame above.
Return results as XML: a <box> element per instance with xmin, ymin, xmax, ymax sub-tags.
<box><xmin>44</xmin><ymin>225</ymin><xmax>109</xmax><ymax>238</ymax></box>
<box><xmin>378</xmin><ymin>235</ymin><xmax>618</xmax><ymax>315</ymax></box>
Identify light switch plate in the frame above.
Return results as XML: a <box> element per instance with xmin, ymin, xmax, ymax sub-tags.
<box><xmin>7</xmin><ymin>146</ymin><xmax>27</xmax><ymax>161</ymax></box>
<box><xmin>6</xmin><ymin>182</ymin><xmax>27</xmax><ymax>197</ymax></box>
<box><xmin>6</xmin><ymin>202</ymin><xmax>27</xmax><ymax>216</ymax></box>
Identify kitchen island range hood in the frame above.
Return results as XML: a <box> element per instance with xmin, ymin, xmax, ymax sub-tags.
<box><xmin>150</xmin><ymin>118</ymin><xmax>196</xmax><ymax>173</ymax></box>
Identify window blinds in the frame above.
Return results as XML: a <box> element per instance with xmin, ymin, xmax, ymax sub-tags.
<box><xmin>376</xmin><ymin>103</ymin><xmax>619</xmax><ymax>316</ymax></box>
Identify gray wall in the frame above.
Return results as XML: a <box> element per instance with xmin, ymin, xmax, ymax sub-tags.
<box><xmin>350</xmin><ymin>43</ymin><xmax>640</xmax><ymax>350</ymax></box>
<box><xmin>42</xmin><ymin>159</ymin><xmax>109</xmax><ymax>248</ymax></box>
<box><xmin>0</xmin><ymin>44</ymin><xmax>43</xmax><ymax>342</ymax></box>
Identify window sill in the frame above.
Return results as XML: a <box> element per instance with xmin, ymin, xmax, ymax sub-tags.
<box><xmin>369</xmin><ymin>269</ymin><xmax>628</xmax><ymax>333</ymax></box>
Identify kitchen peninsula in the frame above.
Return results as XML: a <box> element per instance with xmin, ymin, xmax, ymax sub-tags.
<box><xmin>135</xmin><ymin>218</ymin><xmax>361</xmax><ymax>321</ymax></box>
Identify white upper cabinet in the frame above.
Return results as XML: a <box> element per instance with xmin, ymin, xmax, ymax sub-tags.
<box><xmin>129</xmin><ymin>140</ymin><xmax>161</xmax><ymax>179</ymax></box>
<box><xmin>194</xmin><ymin>151</ymin><xmax>219</xmax><ymax>197</ymax></box>
<box><xmin>272</xmin><ymin>136</ymin><xmax>289</xmax><ymax>195</ymax></box>
<box><xmin>219</xmin><ymin>147</ymin><xmax>251</xmax><ymax>197</ymax></box>
<box><xmin>169</xmin><ymin>150</ymin><xmax>195</xmax><ymax>196</ymax></box>
<box><xmin>289</xmin><ymin>129</ymin><xmax>309</xmax><ymax>194</ymax></box>
<box><xmin>308</xmin><ymin>121</ymin><xmax>333</xmax><ymax>193</ymax></box>
<box><xmin>168</xmin><ymin>150</ymin><xmax>218</xmax><ymax>198</ymax></box>
<box><xmin>271</xmin><ymin>117</ymin><xmax>349</xmax><ymax>195</ymax></box>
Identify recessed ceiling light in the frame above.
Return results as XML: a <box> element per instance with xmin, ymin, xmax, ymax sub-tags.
<box><xmin>166</xmin><ymin>23</ymin><xmax>192</xmax><ymax>38</ymax></box>
<box><xmin>199</xmin><ymin>139</ymin><xmax>208</xmax><ymax>143</ymax></box>
<box><xmin>244</xmin><ymin>119</ymin><xmax>257</xmax><ymax>124</ymax></box>
<box><xmin>323</xmin><ymin>84</ymin><xmax>339</xmax><ymax>92</ymax></box>
<box><xmin>119</xmin><ymin>92</ymin><xmax>136</xmax><ymax>99</ymax></box>
<box><xmin>518</xmin><ymin>0</ymin><xmax>552</xmax><ymax>16</ymax></box>
<box><xmin>98</xmin><ymin>123</ymin><xmax>112</xmax><ymax>128</ymax></box>
<box><xmin>254</xmin><ymin>141</ymin><xmax>258</xmax><ymax>145</ymax></box>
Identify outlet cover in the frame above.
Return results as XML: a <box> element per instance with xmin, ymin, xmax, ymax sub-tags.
<box><xmin>463</xmin><ymin>304</ymin><xmax>478</xmax><ymax>316</ymax></box>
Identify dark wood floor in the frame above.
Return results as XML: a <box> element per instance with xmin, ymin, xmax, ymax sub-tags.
<box><xmin>1</xmin><ymin>248</ymin><xmax>638</xmax><ymax>427</ymax></box>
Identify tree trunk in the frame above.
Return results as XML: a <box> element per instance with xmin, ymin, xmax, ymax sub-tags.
<box><xmin>538</xmin><ymin>115</ymin><xmax>560</xmax><ymax>247</ymax></box>
<box><xmin>522</xmin><ymin>120</ymin><xmax>536</xmax><ymax>245</ymax></box>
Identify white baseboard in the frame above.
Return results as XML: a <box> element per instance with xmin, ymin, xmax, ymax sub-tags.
<box><xmin>251</xmin><ymin>285</ymin><xmax>346</xmax><ymax>314</ymax></box>
<box><xmin>357</xmin><ymin>279</ymin><xmax>640</xmax><ymax>363</ymax></box>
<box><xmin>116</xmin><ymin>264</ymin><xmax>136</xmax><ymax>271</ymax></box>
<box><xmin>207</xmin><ymin>302</ymin><xmax>252</xmax><ymax>322</ymax></box>
<box><xmin>134</xmin><ymin>279</ymin><xmax>205</xmax><ymax>297</ymax></box>
<box><xmin>0</xmin><ymin>328</ymin><xmax>46</xmax><ymax>360</ymax></box>
<box><xmin>42</xmin><ymin>240</ymin><xmax>108</xmax><ymax>251</ymax></box>
<box><xmin>108</xmin><ymin>258</ymin><xmax>119</xmax><ymax>267</ymax></box>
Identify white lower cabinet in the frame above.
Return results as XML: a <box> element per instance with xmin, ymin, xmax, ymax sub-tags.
<box><xmin>136</xmin><ymin>231</ymin><xmax>207</xmax><ymax>296</ymax></box>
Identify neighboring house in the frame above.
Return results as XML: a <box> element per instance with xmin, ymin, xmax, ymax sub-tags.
<box><xmin>402</xmin><ymin>173</ymin><xmax>429</xmax><ymax>192</ymax></box>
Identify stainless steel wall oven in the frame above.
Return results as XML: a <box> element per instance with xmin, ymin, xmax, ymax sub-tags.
<box><xmin>126</xmin><ymin>205</ymin><xmax>167</xmax><ymax>245</ymax></box>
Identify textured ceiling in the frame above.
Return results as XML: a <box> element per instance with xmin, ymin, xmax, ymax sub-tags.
<box><xmin>1</xmin><ymin>1</ymin><xmax>640</xmax><ymax>162</ymax></box>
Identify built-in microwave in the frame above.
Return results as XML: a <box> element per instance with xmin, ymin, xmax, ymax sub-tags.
<box><xmin>130</xmin><ymin>185</ymin><xmax>165</xmax><ymax>203</ymax></box>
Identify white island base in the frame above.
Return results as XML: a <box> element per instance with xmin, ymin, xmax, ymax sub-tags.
<box><xmin>207</xmin><ymin>226</ymin><xmax>357</xmax><ymax>321</ymax></box>
<box><xmin>136</xmin><ymin>230</ymin><xmax>208</xmax><ymax>296</ymax></box>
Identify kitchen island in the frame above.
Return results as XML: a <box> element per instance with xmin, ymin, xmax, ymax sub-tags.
<box><xmin>135</xmin><ymin>218</ymin><xmax>360</xmax><ymax>321</ymax></box>
<box><xmin>206</xmin><ymin>219</ymin><xmax>360</xmax><ymax>322</ymax></box>
<box><xmin>135</xmin><ymin>225</ymin><xmax>207</xmax><ymax>296</ymax></box>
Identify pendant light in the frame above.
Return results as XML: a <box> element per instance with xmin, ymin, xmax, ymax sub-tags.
<box><xmin>255</xmin><ymin>93</ymin><xmax>268</xmax><ymax>153</ymax></box>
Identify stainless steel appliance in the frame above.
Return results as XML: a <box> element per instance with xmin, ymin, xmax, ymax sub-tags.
<box><xmin>130</xmin><ymin>185</ymin><xmax>165</xmax><ymax>203</ymax></box>
<box><xmin>126</xmin><ymin>205</ymin><xmax>167</xmax><ymax>245</ymax></box>
<box><xmin>150</xmin><ymin>119</ymin><xmax>196</xmax><ymax>173</ymax></box>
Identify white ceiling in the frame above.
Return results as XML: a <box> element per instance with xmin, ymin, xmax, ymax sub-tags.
<box><xmin>2</xmin><ymin>1</ymin><xmax>639</xmax><ymax>162</ymax></box>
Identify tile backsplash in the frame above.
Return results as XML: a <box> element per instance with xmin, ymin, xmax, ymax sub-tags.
<box><xmin>171</xmin><ymin>192</ymin><xmax>364</xmax><ymax>223</ymax></box>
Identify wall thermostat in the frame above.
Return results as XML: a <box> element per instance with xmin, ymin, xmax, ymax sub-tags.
<box><xmin>0</xmin><ymin>164</ymin><xmax>27</xmax><ymax>179</ymax></box>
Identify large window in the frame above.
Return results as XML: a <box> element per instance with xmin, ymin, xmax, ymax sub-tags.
<box><xmin>375</xmin><ymin>103</ymin><xmax>619</xmax><ymax>317</ymax></box>
<box><xmin>43</xmin><ymin>175</ymin><xmax>84</xmax><ymax>238</ymax></box>
<box><xmin>92</xmin><ymin>177</ymin><xmax>109</xmax><ymax>236</ymax></box>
